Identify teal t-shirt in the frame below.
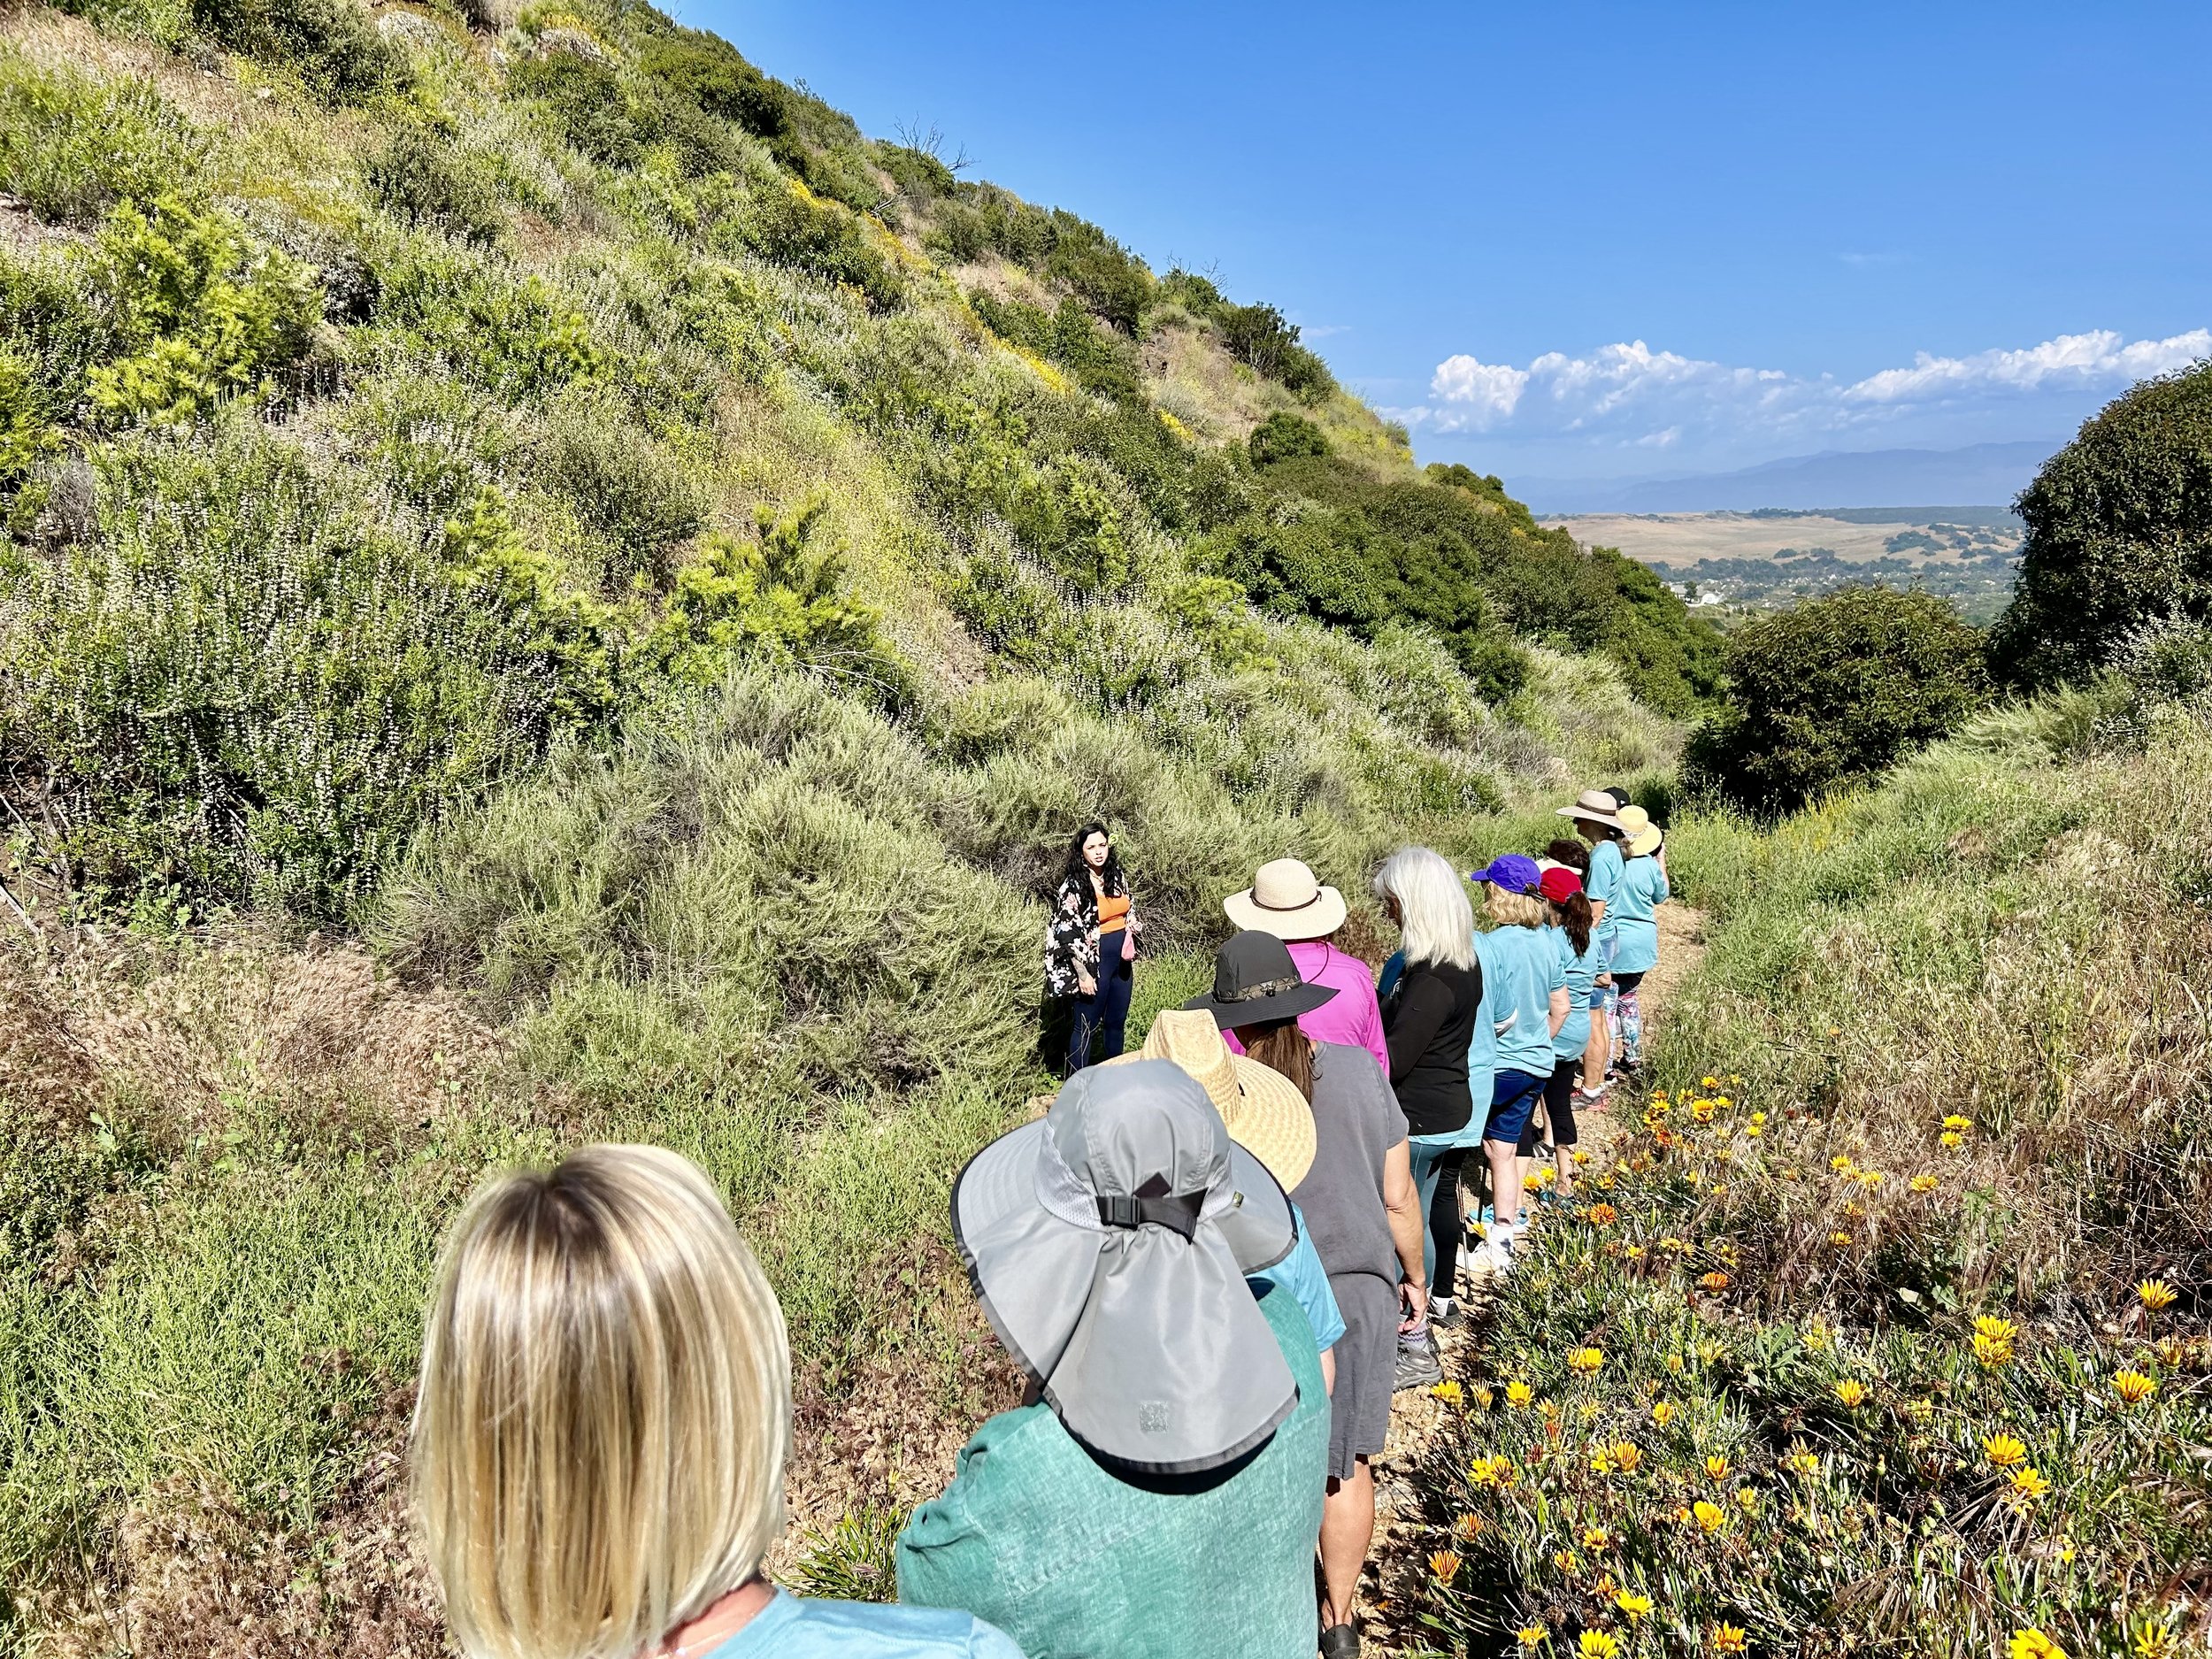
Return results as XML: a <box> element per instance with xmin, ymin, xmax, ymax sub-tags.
<box><xmin>1608</xmin><ymin>855</ymin><xmax>1671</xmax><ymax>975</ymax></box>
<box><xmin>1585</xmin><ymin>840</ymin><xmax>1625</xmax><ymax>954</ymax></box>
<box><xmin>895</xmin><ymin>1284</ymin><xmax>1330</xmax><ymax>1659</ymax></box>
<box><xmin>1546</xmin><ymin>924</ymin><xmax>1601</xmax><ymax>1060</ymax></box>
<box><xmin>1486</xmin><ymin>924</ymin><xmax>1565</xmax><ymax>1079</ymax></box>
<box><xmin>706</xmin><ymin>1590</ymin><xmax>1023</xmax><ymax>1659</ymax></box>
<box><xmin>1249</xmin><ymin>1206</ymin><xmax>1347</xmax><ymax>1351</ymax></box>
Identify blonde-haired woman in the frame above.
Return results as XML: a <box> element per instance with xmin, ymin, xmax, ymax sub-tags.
<box><xmin>1371</xmin><ymin>847</ymin><xmax>1480</xmax><ymax>1347</ymax></box>
<box><xmin>412</xmin><ymin>1144</ymin><xmax>1025</xmax><ymax>1659</ymax></box>
<box><xmin>1467</xmin><ymin>855</ymin><xmax>1568</xmax><ymax>1277</ymax></box>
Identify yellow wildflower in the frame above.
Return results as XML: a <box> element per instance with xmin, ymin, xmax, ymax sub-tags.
<box><xmin>1582</xmin><ymin>1525</ymin><xmax>1611</xmax><ymax>1551</ymax></box>
<box><xmin>1429</xmin><ymin>1549</ymin><xmax>1461</xmax><ymax>1583</ymax></box>
<box><xmin>1431</xmin><ymin>1379</ymin><xmax>1464</xmax><ymax>1406</ymax></box>
<box><xmin>1453</xmin><ymin>1512</ymin><xmax>1485</xmax><ymax>1540</ymax></box>
<box><xmin>1506</xmin><ymin>1379</ymin><xmax>1535</xmax><ymax>1409</ymax></box>
<box><xmin>1712</xmin><ymin>1624</ymin><xmax>1749</xmax><ymax>1654</ymax></box>
<box><xmin>2008</xmin><ymin>1630</ymin><xmax>2067</xmax><ymax>1659</ymax></box>
<box><xmin>2113</xmin><ymin>1370</ymin><xmax>2158</xmax><ymax>1405</ymax></box>
<box><xmin>1939</xmin><ymin>1130</ymin><xmax>1964</xmax><ymax>1149</ymax></box>
<box><xmin>1580</xmin><ymin>1634</ymin><xmax>1620</xmax><ymax>1659</ymax></box>
<box><xmin>2007</xmin><ymin>1466</ymin><xmax>2051</xmax><ymax>1505</ymax></box>
<box><xmin>1652</xmin><ymin>1400</ymin><xmax>1677</xmax><ymax>1426</ymax></box>
<box><xmin>1856</xmin><ymin>1168</ymin><xmax>1886</xmax><ymax>1188</ymax></box>
<box><xmin>1736</xmin><ymin>1486</ymin><xmax>1759</xmax><ymax>1511</ymax></box>
<box><xmin>1517</xmin><ymin>1627</ymin><xmax>1550</xmax><ymax>1650</ymax></box>
<box><xmin>1976</xmin><ymin>1315</ymin><xmax>2020</xmax><ymax>1342</ymax></box>
<box><xmin>1982</xmin><ymin>1432</ymin><xmax>2027</xmax><ymax>1467</ymax></box>
<box><xmin>1568</xmin><ymin>1346</ymin><xmax>1605</xmax><ymax>1376</ymax></box>
<box><xmin>1571</xmin><ymin>1148</ymin><xmax>1591</xmax><ymax>1165</ymax></box>
<box><xmin>1702</xmin><ymin>1075</ymin><xmax>1719</xmax><ymax>1087</ymax></box>
<box><xmin>1785</xmin><ymin>1443</ymin><xmax>1820</xmax><ymax>1476</ymax></box>
<box><xmin>1801</xmin><ymin>1323</ymin><xmax>1831</xmax><ymax>1351</ymax></box>
<box><xmin>1942</xmin><ymin>1114</ymin><xmax>1973</xmax><ymax>1131</ymax></box>
<box><xmin>1909</xmin><ymin>1174</ymin><xmax>1939</xmax><ymax>1194</ymax></box>
<box><xmin>1973</xmin><ymin>1331</ymin><xmax>2016</xmax><ymax>1368</ymax></box>
<box><xmin>1588</xmin><ymin>1202</ymin><xmax>1618</xmax><ymax>1226</ymax></box>
<box><xmin>1834</xmin><ymin>1379</ymin><xmax>1870</xmax><ymax>1408</ymax></box>
<box><xmin>1615</xmin><ymin>1589</ymin><xmax>1654</xmax><ymax>1622</ymax></box>
<box><xmin>1609</xmin><ymin>1440</ymin><xmax>1642</xmax><ymax>1473</ymax></box>
<box><xmin>2131</xmin><ymin>1617</ymin><xmax>2174</xmax><ymax>1658</ymax></box>
<box><xmin>1704</xmin><ymin>1454</ymin><xmax>1731</xmax><ymax>1483</ymax></box>
<box><xmin>2138</xmin><ymin>1279</ymin><xmax>2178</xmax><ymax>1311</ymax></box>
<box><xmin>1692</xmin><ymin>1499</ymin><xmax>1727</xmax><ymax>1533</ymax></box>
<box><xmin>1467</xmin><ymin>1454</ymin><xmax>1516</xmax><ymax>1488</ymax></box>
<box><xmin>1831</xmin><ymin>1155</ymin><xmax>1858</xmax><ymax>1174</ymax></box>
<box><xmin>1624</xmin><ymin>1243</ymin><xmax>1647</xmax><ymax>1260</ymax></box>
<box><xmin>1831</xmin><ymin>1231</ymin><xmax>1853</xmax><ymax>1247</ymax></box>
<box><xmin>1700</xmin><ymin>1271</ymin><xmax>1732</xmax><ymax>1292</ymax></box>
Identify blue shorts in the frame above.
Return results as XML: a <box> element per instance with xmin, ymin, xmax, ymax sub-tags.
<box><xmin>1592</xmin><ymin>937</ymin><xmax>1619</xmax><ymax>1009</ymax></box>
<box><xmin>1485</xmin><ymin>1069</ymin><xmax>1548</xmax><ymax>1146</ymax></box>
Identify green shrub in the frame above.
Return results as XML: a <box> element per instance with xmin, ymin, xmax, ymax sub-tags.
<box><xmin>1685</xmin><ymin>585</ymin><xmax>1989</xmax><ymax>814</ymax></box>
<box><xmin>83</xmin><ymin>195</ymin><xmax>323</xmax><ymax>431</ymax></box>
<box><xmin>877</xmin><ymin>142</ymin><xmax>956</xmax><ymax>204</ymax></box>
<box><xmin>188</xmin><ymin>0</ymin><xmax>405</xmax><ymax>103</ymax></box>
<box><xmin>647</xmin><ymin>498</ymin><xmax>904</xmax><ymax>698</ymax></box>
<box><xmin>0</xmin><ymin>343</ymin><xmax>61</xmax><ymax>502</ymax></box>
<box><xmin>378</xmin><ymin>248</ymin><xmax>603</xmax><ymax>396</ymax></box>
<box><xmin>1988</xmin><ymin>361</ymin><xmax>2212</xmax><ymax>689</ymax></box>
<box><xmin>1043</xmin><ymin>212</ymin><xmax>1150</xmax><ymax>334</ymax></box>
<box><xmin>1218</xmin><ymin>301</ymin><xmax>1333</xmax><ymax>398</ymax></box>
<box><xmin>508</xmin><ymin>50</ymin><xmax>744</xmax><ymax>178</ymax></box>
<box><xmin>533</xmin><ymin>389</ymin><xmax>706</xmax><ymax>585</ymax></box>
<box><xmin>366</xmin><ymin>125</ymin><xmax>506</xmax><ymax>245</ymax></box>
<box><xmin>725</xmin><ymin>178</ymin><xmax>903</xmax><ymax>311</ymax></box>
<box><xmin>439</xmin><ymin>486</ymin><xmax>622</xmax><ymax>723</ymax></box>
<box><xmin>637</xmin><ymin>27</ymin><xmax>788</xmax><ymax>138</ymax></box>
<box><xmin>0</xmin><ymin>428</ymin><xmax>588</xmax><ymax>913</ymax></box>
<box><xmin>0</xmin><ymin>56</ymin><xmax>207</xmax><ymax>226</ymax></box>
<box><xmin>1248</xmin><ymin>411</ymin><xmax>1328</xmax><ymax>465</ymax></box>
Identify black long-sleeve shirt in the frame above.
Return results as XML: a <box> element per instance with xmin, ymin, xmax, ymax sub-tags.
<box><xmin>1381</xmin><ymin>959</ymin><xmax>1481</xmax><ymax>1138</ymax></box>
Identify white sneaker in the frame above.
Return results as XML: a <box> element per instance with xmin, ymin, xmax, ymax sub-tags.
<box><xmin>1486</xmin><ymin>1234</ymin><xmax>1516</xmax><ymax>1276</ymax></box>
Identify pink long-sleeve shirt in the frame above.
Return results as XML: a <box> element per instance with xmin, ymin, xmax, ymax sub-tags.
<box><xmin>1224</xmin><ymin>939</ymin><xmax>1391</xmax><ymax>1077</ymax></box>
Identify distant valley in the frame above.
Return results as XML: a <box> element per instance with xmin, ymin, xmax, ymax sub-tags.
<box><xmin>1543</xmin><ymin>506</ymin><xmax>2024</xmax><ymax>623</ymax></box>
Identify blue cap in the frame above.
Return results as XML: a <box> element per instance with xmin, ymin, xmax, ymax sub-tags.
<box><xmin>1469</xmin><ymin>853</ymin><xmax>1542</xmax><ymax>895</ymax></box>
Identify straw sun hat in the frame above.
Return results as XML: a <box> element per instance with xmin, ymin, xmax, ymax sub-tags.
<box><xmin>1222</xmin><ymin>857</ymin><xmax>1348</xmax><ymax>941</ymax></box>
<box><xmin>1616</xmin><ymin>804</ymin><xmax>1664</xmax><ymax>856</ymax></box>
<box><xmin>1555</xmin><ymin>787</ymin><xmax>1627</xmax><ymax>831</ymax></box>
<box><xmin>1105</xmin><ymin>1009</ymin><xmax>1317</xmax><ymax>1190</ymax></box>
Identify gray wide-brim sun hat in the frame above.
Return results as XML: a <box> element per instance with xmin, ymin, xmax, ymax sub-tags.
<box><xmin>950</xmin><ymin>1058</ymin><xmax>1300</xmax><ymax>1476</ymax></box>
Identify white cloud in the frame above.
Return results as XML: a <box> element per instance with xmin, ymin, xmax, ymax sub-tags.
<box><xmin>1843</xmin><ymin>328</ymin><xmax>2212</xmax><ymax>403</ymax></box>
<box><xmin>1405</xmin><ymin>327</ymin><xmax>2210</xmax><ymax>453</ymax></box>
<box><xmin>1430</xmin><ymin>354</ymin><xmax>1530</xmax><ymax>423</ymax></box>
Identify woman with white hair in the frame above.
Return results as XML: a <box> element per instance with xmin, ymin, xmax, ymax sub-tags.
<box><xmin>1370</xmin><ymin>847</ymin><xmax>1481</xmax><ymax>1342</ymax></box>
<box><xmin>412</xmin><ymin>1144</ymin><xmax>1024</xmax><ymax>1659</ymax></box>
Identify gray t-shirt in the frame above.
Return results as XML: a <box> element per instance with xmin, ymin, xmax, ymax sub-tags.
<box><xmin>1288</xmin><ymin>1042</ymin><xmax>1408</xmax><ymax>1290</ymax></box>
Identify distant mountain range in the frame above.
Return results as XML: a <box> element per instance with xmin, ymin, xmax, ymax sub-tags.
<box><xmin>1509</xmin><ymin>441</ymin><xmax>2061</xmax><ymax>515</ymax></box>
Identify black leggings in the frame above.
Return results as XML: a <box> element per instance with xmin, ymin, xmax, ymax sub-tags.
<box><xmin>1429</xmin><ymin>1147</ymin><xmax>1467</xmax><ymax>1301</ymax></box>
<box><xmin>1518</xmin><ymin>1059</ymin><xmax>1583</xmax><ymax>1156</ymax></box>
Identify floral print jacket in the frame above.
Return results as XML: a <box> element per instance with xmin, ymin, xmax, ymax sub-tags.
<box><xmin>1043</xmin><ymin>870</ymin><xmax>1133</xmax><ymax>998</ymax></box>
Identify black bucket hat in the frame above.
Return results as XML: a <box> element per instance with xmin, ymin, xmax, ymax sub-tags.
<box><xmin>1183</xmin><ymin>930</ymin><xmax>1339</xmax><ymax>1030</ymax></box>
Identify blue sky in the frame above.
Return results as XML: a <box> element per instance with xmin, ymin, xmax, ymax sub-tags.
<box><xmin>672</xmin><ymin>2</ymin><xmax>2210</xmax><ymax>483</ymax></box>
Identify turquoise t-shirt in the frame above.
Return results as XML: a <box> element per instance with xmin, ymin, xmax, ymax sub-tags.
<box><xmin>1546</xmin><ymin>924</ymin><xmax>1601</xmax><ymax>1060</ymax></box>
<box><xmin>706</xmin><ymin>1589</ymin><xmax>1023</xmax><ymax>1658</ymax></box>
<box><xmin>896</xmin><ymin>1284</ymin><xmax>1330</xmax><ymax>1659</ymax></box>
<box><xmin>1585</xmin><ymin>840</ymin><xmax>1625</xmax><ymax>954</ymax></box>
<box><xmin>1608</xmin><ymin>855</ymin><xmax>1671</xmax><ymax>975</ymax></box>
<box><xmin>1485</xmin><ymin>924</ymin><xmax>1565</xmax><ymax>1079</ymax></box>
<box><xmin>1249</xmin><ymin>1206</ymin><xmax>1347</xmax><ymax>1351</ymax></box>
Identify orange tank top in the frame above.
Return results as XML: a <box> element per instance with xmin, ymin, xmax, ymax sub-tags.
<box><xmin>1097</xmin><ymin>894</ymin><xmax>1130</xmax><ymax>932</ymax></box>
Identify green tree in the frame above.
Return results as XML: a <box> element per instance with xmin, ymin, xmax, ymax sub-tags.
<box><xmin>1685</xmin><ymin>587</ymin><xmax>1987</xmax><ymax>814</ymax></box>
<box><xmin>1988</xmin><ymin>361</ymin><xmax>2212</xmax><ymax>688</ymax></box>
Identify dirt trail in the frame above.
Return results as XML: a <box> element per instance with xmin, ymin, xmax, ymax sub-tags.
<box><xmin>1359</xmin><ymin>902</ymin><xmax>1709</xmax><ymax>1654</ymax></box>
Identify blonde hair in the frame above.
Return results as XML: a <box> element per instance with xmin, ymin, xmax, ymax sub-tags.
<box><xmin>1485</xmin><ymin>886</ymin><xmax>1550</xmax><ymax>930</ymax></box>
<box><xmin>411</xmin><ymin>1145</ymin><xmax>791</xmax><ymax>1659</ymax></box>
<box><xmin>1371</xmin><ymin>846</ymin><xmax>1475</xmax><ymax>970</ymax></box>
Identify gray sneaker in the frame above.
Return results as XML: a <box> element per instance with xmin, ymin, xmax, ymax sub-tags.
<box><xmin>1394</xmin><ymin>1334</ymin><xmax>1443</xmax><ymax>1392</ymax></box>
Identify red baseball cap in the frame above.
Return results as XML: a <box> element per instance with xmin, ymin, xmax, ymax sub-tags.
<box><xmin>1538</xmin><ymin>866</ymin><xmax>1583</xmax><ymax>904</ymax></box>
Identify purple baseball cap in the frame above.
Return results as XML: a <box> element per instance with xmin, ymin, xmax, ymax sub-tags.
<box><xmin>1469</xmin><ymin>853</ymin><xmax>1543</xmax><ymax>895</ymax></box>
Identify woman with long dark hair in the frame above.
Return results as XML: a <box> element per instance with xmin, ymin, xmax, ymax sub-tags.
<box><xmin>1044</xmin><ymin>822</ymin><xmax>1138</xmax><ymax>1074</ymax></box>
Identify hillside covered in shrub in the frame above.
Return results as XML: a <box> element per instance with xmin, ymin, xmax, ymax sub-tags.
<box><xmin>0</xmin><ymin>0</ymin><xmax>1719</xmax><ymax>1649</ymax></box>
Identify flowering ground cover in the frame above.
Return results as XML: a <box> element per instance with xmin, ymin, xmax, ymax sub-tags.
<box><xmin>1405</xmin><ymin>709</ymin><xmax>2212</xmax><ymax>1657</ymax></box>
